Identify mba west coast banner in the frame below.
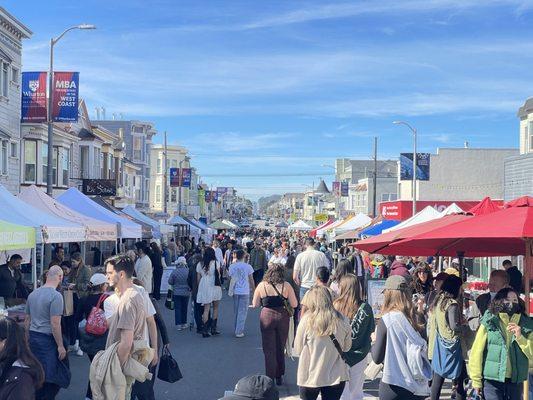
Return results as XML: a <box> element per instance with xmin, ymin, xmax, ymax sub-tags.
<box><xmin>21</xmin><ymin>72</ymin><xmax>47</xmax><ymax>122</ymax></box>
<box><xmin>52</xmin><ymin>72</ymin><xmax>79</xmax><ymax>122</ymax></box>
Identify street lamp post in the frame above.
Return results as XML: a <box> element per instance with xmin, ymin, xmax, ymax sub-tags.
<box><xmin>47</xmin><ymin>24</ymin><xmax>95</xmax><ymax>196</ymax></box>
<box><xmin>177</xmin><ymin>156</ymin><xmax>190</xmax><ymax>216</ymax></box>
<box><xmin>393</xmin><ymin>121</ymin><xmax>418</xmax><ymax>216</ymax></box>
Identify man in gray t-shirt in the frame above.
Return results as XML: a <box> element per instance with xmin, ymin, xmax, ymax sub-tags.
<box><xmin>25</xmin><ymin>286</ymin><xmax>63</xmax><ymax>334</ymax></box>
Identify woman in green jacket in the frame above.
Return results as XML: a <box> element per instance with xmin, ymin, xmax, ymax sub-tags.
<box><xmin>69</xmin><ymin>252</ymin><xmax>91</xmax><ymax>299</ymax></box>
<box><xmin>470</xmin><ymin>287</ymin><xmax>533</xmax><ymax>400</ymax></box>
<box><xmin>333</xmin><ymin>273</ymin><xmax>375</xmax><ymax>400</ymax></box>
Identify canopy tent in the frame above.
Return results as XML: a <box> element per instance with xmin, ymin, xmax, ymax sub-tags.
<box><xmin>57</xmin><ymin>188</ymin><xmax>142</xmax><ymax>239</ymax></box>
<box><xmin>191</xmin><ymin>218</ymin><xmax>217</xmax><ymax>237</ymax></box>
<box><xmin>275</xmin><ymin>221</ymin><xmax>289</xmax><ymax>228</ymax></box>
<box><xmin>467</xmin><ymin>196</ymin><xmax>501</xmax><ymax>215</ymax></box>
<box><xmin>358</xmin><ymin>219</ymin><xmax>401</xmax><ymax>239</ymax></box>
<box><xmin>333</xmin><ymin>215</ymin><xmax>384</xmax><ymax>241</ymax></box>
<box><xmin>316</xmin><ymin>218</ymin><xmax>345</xmax><ymax>238</ymax></box>
<box><xmin>332</xmin><ymin>213</ymin><xmax>373</xmax><ymax>236</ymax></box>
<box><xmin>383</xmin><ymin>206</ymin><xmax>441</xmax><ymax>233</ymax></box>
<box><xmin>288</xmin><ymin>220</ymin><xmax>314</xmax><ymax>231</ymax></box>
<box><xmin>122</xmin><ymin>206</ymin><xmax>173</xmax><ymax>240</ymax></box>
<box><xmin>168</xmin><ymin>215</ymin><xmax>190</xmax><ymax>225</ymax></box>
<box><xmin>0</xmin><ymin>220</ymin><xmax>35</xmax><ymax>251</ymax></box>
<box><xmin>222</xmin><ymin>219</ymin><xmax>239</xmax><ymax>229</ymax></box>
<box><xmin>0</xmin><ymin>185</ymin><xmax>86</xmax><ymax>244</ymax></box>
<box><xmin>92</xmin><ymin>197</ymin><xmax>153</xmax><ymax>239</ymax></box>
<box><xmin>310</xmin><ymin>219</ymin><xmax>334</xmax><ymax>238</ymax></box>
<box><xmin>210</xmin><ymin>220</ymin><xmax>234</xmax><ymax>230</ymax></box>
<box><xmin>440</xmin><ymin>203</ymin><xmax>464</xmax><ymax>215</ymax></box>
<box><xmin>19</xmin><ymin>185</ymin><xmax>117</xmax><ymax>241</ymax></box>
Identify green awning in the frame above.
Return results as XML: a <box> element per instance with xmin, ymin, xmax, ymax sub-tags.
<box><xmin>0</xmin><ymin>220</ymin><xmax>36</xmax><ymax>251</ymax></box>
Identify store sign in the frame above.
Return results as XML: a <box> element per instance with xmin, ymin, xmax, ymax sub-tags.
<box><xmin>52</xmin><ymin>72</ymin><xmax>79</xmax><ymax>122</ymax></box>
<box><xmin>400</xmin><ymin>153</ymin><xmax>430</xmax><ymax>181</ymax></box>
<box><xmin>82</xmin><ymin>179</ymin><xmax>116</xmax><ymax>196</ymax></box>
<box><xmin>341</xmin><ymin>182</ymin><xmax>349</xmax><ymax>197</ymax></box>
<box><xmin>21</xmin><ymin>72</ymin><xmax>47</xmax><ymax>122</ymax></box>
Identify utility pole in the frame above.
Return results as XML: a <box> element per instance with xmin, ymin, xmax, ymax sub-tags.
<box><xmin>372</xmin><ymin>136</ymin><xmax>378</xmax><ymax>217</ymax></box>
<box><xmin>163</xmin><ymin>131</ymin><xmax>168</xmax><ymax>216</ymax></box>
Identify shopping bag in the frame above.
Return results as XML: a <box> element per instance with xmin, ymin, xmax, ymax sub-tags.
<box><xmin>364</xmin><ymin>360</ymin><xmax>383</xmax><ymax>380</ymax></box>
<box><xmin>157</xmin><ymin>347</ymin><xmax>182</xmax><ymax>383</ymax></box>
<box><xmin>63</xmin><ymin>289</ymin><xmax>74</xmax><ymax>316</ymax></box>
<box><xmin>86</xmin><ymin>294</ymin><xmax>108</xmax><ymax>336</ymax></box>
<box><xmin>431</xmin><ymin>331</ymin><xmax>463</xmax><ymax>380</ymax></box>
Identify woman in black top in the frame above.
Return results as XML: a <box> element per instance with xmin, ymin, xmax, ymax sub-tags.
<box><xmin>252</xmin><ymin>265</ymin><xmax>298</xmax><ymax>385</ymax></box>
<box><xmin>149</xmin><ymin>242</ymin><xmax>164</xmax><ymax>300</ymax></box>
<box><xmin>0</xmin><ymin>317</ymin><xmax>44</xmax><ymax>400</ymax></box>
<box><xmin>75</xmin><ymin>274</ymin><xmax>109</xmax><ymax>400</ymax></box>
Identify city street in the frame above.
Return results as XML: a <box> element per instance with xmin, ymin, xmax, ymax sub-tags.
<box><xmin>58</xmin><ymin>293</ymin><xmax>452</xmax><ymax>400</ymax></box>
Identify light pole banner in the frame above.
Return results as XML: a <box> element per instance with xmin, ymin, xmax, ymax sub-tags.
<box><xmin>169</xmin><ymin>168</ymin><xmax>180</xmax><ymax>187</ymax></box>
<box><xmin>341</xmin><ymin>182</ymin><xmax>349</xmax><ymax>197</ymax></box>
<box><xmin>400</xmin><ymin>153</ymin><xmax>431</xmax><ymax>181</ymax></box>
<box><xmin>52</xmin><ymin>71</ymin><xmax>79</xmax><ymax>122</ymax></box>
<box><xmin>21</xmin><ymin>72</ymin><xmax>47</xmax><ymax>122</ymax></box>
<box><xmin>181</xmin><ymin>168</ymin><xmax>192</xmax><ymax>188</ymax></box>
<box><xmin>332</xmin><ymin>181</ymin><xmax>340</xmax><ymax>196</ymax></box>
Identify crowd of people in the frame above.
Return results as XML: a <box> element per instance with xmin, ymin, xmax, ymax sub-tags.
<box><xmin>0</xmin><ymin>225</ymin><xmax>529</xmax><ymax>400</ymax></box>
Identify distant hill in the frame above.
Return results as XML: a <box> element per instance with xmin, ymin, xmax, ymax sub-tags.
<box><xmin>258</xmin><ymin>194</ymin><xmax>282</xmax><ymax>211</ymax></box>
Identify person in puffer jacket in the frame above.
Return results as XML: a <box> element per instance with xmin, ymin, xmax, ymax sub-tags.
<box><xmin>389</xmin><ymin>256</ymin><xmax>410</xmax><ymax>278</ymax></box>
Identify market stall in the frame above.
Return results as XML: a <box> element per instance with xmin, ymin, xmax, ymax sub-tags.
<box><xmin>122</xmin><ymin>205</ymin><xmax>173</xmax><ymax>240</ymax></box>
<box><xmin>288</xmin><ymin>220</ymin><xmax>313</xmax><ymax>232</ymax></box>
<box><xmin>91</xmin><ymin>197</ymin><xmax>153</xmax><ymax>239</ymax></box>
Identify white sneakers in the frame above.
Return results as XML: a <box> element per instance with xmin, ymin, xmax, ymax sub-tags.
<box><xmin>235</xmin><ymin>333</ymin><xmax>245</xmax><ymax>338</ymax></box>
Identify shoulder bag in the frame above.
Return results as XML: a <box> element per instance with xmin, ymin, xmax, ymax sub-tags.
<box><xmin>86</xmin><ymin>294</ymin><xmax>109</xmax><ymax>336</ymax></box>
<box><xmin>329</xmin><ymin>333</ymin><xmax>348</xmax><ymax>363</ymax></box>
<box><xmin>271</xmin><ymin>283</ymin><xmax>294</xmax><ymax>317</ymax></box>
<box><xmin>158</xmin><ymin>347</ymin><xmax>183</xmax><ymax>383</ymax></box>
<box><xmin>431</xmin><ymin>307</ymin><xmax>463</xmax><ymax>380</ymax></box>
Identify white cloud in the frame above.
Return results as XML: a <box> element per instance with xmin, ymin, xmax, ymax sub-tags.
<box><xmin>188</xmin><ymin>132</ymin><xmax>296</xmax><ymax>152</ymax></box>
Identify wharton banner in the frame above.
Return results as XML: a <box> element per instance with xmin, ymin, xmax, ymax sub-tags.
<box><xmin>52</xmin><ymin>72</ymin><xmax>79</xmax><ymax>122</ymax></box>
<box><xmin>169</xmin><ymin>168</ymin><xmax>180</xmax><ymax>187</ymax></box>
<box><xmin>21</xmin><ymin>72</ymin><xmax>47</xmax><ymax>122</ymax></box>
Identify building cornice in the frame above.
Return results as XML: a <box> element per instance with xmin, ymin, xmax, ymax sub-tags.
<box><xmin>0</xmin><ymin>8</ymin><xmax>32</xmax><ymax>40</ymax></box>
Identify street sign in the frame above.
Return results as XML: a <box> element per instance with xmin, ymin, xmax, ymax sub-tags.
<box><xmin>82</xmin><ymin>179</ymin><xmax>116</xmax><ymax>196</ymax></box>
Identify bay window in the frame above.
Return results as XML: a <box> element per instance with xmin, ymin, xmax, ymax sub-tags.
<box><xmin>133</xmin><ymin>136</ymin><xmax>142</xmax><ymax>161</ymax></box>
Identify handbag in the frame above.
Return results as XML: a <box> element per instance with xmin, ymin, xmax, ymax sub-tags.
<box><xmin>165</xmin><ymin>289</ymin><xmax>174</xmax><ymax>310</ymax></box>
<box><xmin>271</xmin><ymin>283</ymin><xmax>294</xmax><ymax>317</ymax></box>
<box><xmin>86</xmin><ymin>294</ymin><xmax>109</xmax><ymax>336</ymax></box>
<box><xmin>214</xmin><ymin>262</ymin><xmax>222</xmax><ymax>287</ymax></box>
<box><xmin>157</xmin><ymin>347</ymin><xmax>183</xmax><ymax>383</ymax></box>
<box><xmin>431</xmin><ymin>312</ymin><xmax>463</xmax><ymax>379</ymax></box>
<box><xmin>364</xmin><ymin>360</ymin><xmax>383</xmax><ymax>380</ymax></box>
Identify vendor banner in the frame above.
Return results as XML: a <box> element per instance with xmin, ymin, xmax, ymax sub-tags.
<box><xmin>21</xmin><ymin>72</ymin><xmax>47</xmax><ymax>122</ymax></box>
<box><xmin>332</xmin><ymin>181</ymin><xmax>340</xmax><ymax>196</ymax></box>
<box><xmin>52</xmin><ymin>72</ymin><xmax>79</xmax><ymax>122</ymax></box>
<box><xmin>169</xmin><ymin>168</ymin><xmax>180</xmax><ymax>187</ymax></box>
<box><xmin>400</xmin><ymin>153</ymin><xmax>430</xmax><ymax>181</ymax></box>
<box><xmin>341</xmin><ymin>182</ymin><xmax>349</xmax><ymax>196</ymax></box>
<box><xmin>181</xmin><ymin>168</ymin><xmax>191</xmax><ymax>188</ymax></box>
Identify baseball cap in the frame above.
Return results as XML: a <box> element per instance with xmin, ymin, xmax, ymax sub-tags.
<box><xmin>177</xmin><ymin>256</ymin><xmax>187</xmax><ymax>265</ymax></box>
<box><xmin>219</xmin><ymin>375</ymin><xmax>279</xmax><ymax>400</ymax></box>
<box><xmin>383</xmin><ymin>275</ymin><xmax>408</xmax><ymax>291</ymax></box>
<box><xmin>90</xmin><ymin>273</ymin><xmax>107</xmax><ymax>286</ymax></box>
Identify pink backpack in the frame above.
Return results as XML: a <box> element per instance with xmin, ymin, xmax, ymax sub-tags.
<box><xmin>86</xmin><ymin>294</ymin><xmax>109</xmax><ymax>336</ymax></box>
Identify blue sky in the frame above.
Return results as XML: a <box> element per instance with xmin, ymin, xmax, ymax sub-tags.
<box><xmin>7</xmin><ymin>0</ymin><xmax>533</xmax><ymax>200</ymax></box>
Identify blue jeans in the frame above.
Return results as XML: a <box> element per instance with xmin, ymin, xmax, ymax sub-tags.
<box><xmin>233</xmin><ymin>294</ymin><xmax>249</xmax><ymax>335</ymax></box>
<box><xmin>483</xmin><ymin>379</ymin><xmax>522</xmax><ymax>400</ymax></box>
<box><xmin>174</xmin><ymin>295</ymin><xmax>189</xmax><ymax>325</ymax></box>
<box><xmin>299</xmin><ymin>286</ymin><xmax>310</xmax><ymax>300</ymax></box>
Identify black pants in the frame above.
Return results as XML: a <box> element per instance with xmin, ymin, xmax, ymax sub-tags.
<box><xmin>299</xmin><ymin>382</ymin><xmax>346</xmax><ymax>400</ymax></box>
<box><xmin>36</xmin><ymin>382</ymin><xmax>60</xmax><ymax>400</ymax></box>
<box><xmin>193</xmin><ymin>300</ymin><xmax>204</xmax><ymax>330</ymax></box>
<box><xmin>253</xmin><ymin>269</ymin><xmax>264</xmax><ymax>286</ymax></box>
<box><xmin>431</xmin><ymin>361</ymin><xmax>467</xmax><ymax>400</ymax></box>
<box><xmin>131</xmin><ymin>364</ymin><xmax>157</xmax><ymax>400</ymax></box>
<box><xmin>483</xmin><ymin>379</ymin><xmax>522</xmax><ymax>400</ymax></box>
<box><xmin>153</xmin><ymin>269</ymin><xmax>163</xmax><ymax>300</ymax></box>
<box><xmin>379</xmin><ymin>382</ymin><xmax>426</xmax><ymax>400</ymax></box>
<box><xmin>86</xmin><ymin>354</ymin><xmax>95</xmax><ymax>399</ymax></box>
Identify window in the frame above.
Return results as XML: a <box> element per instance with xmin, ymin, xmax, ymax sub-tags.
<box><xmin>0</xmin><ymin>141</ymin><xmax>7</xmax><ymax>174</ymax></box>
<box><xmin>41</xmin><ymin>144</ymin><xmax>48</xmax><ymax>184</ymax></box>
<box><xmin>2</xmin><ymin>63</ymin><xmax>8</xmax><ymax>97</ymax></box>
<box><xmin>108</xmin><ymin>154</ymin><xmax>115</xmax><ymax>179</ymax></box>
<box><xmin>157</xmin><ymin>158</ymin><xmax>161</xmax><ymax>174</ymax></box>
<box><xmin>93</xmin><ymin>148</ymin><xmax>100</xmax><ymax>178</ymax></box>
<box><xmin>155</xmin><ymin>185</ymin><xmax>161</xmax><ymax>203</ymax></box>
<box><xmin>24</xmin><ymin>141</ymin><xmax>36</xmax><ymax>182</ymax></box>
<box><xmin>171</xmin><ymin>188</ymin><xmax>177</xmax><ymax>202</ymax></box>
<box><xmin>80</xmin><ymin>146</ymin><xmax>89</xmax><ymax>179</ymax></box>
<box><xmin>52</xmin><ymin>148</ymin><xmax>57</xmax><ymax>185</ymax></box>
<box><xmin>171</xmin><ymin>159</ymin><xmax>178</xmax><ymax>168</ymax></box>
<box><xmin>133</xmin><ymin>136</ymin><xmax>142</xmax><ymax>160</ymax></box>
<box><xmin>11</xmin><ymin>67</ymin><xmax>18</xmax><ymax>84</ymax></box>
<box><xmin>10</xmin><ymin>142</ymin><xmax>17</xmax><ymax>158</ymax></box>
<box><xmin>62</xmin><ymin>148</ymin><xmax>69</xmax><ymax>185</ymax></box>
<box><xmin>100</xmin><ymin>151</ymin><xmax>104</xmax><ymax>178</ymax></box>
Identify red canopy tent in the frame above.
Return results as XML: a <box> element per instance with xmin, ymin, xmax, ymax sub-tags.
<box><xmin>466</xmin><ymin>196</ymin><xmax>502</xmax><ymax>215</ymax></box>
<box><xmin>309</xmin><ymin>219</ymin><xmax>334</xmax><ymax>238</ymax></box>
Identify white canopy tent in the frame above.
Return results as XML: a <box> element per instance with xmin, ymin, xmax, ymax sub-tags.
<box><xmin>168</xmin><ymin>215</ymin><xmax>201</xmax><ymax>237</ymax></box>
<box><xmin>19</xmin><ymin>185</ymin><xmax>117</xmax><ymax>241</ymax></box>
<box><xmin>0</xmin><ymin>185</ymin><xmax>86</xmax><ymax>244</ymax></box>
<box><xmin>316</xmin><ymin>218</ymin><xmax>345</xmax><ymax>237</ymax></box>
<box><xmin>288</xmin><ymin>220</ymin><xmax>314</xmax><ymax>231</ymax></box>
<box><xmin>331</xmin><ymin>213</ymin><xmax>373</xmax><ymax>237</ymax></box>
<box><xmin>222</xmin><ymin>219</ymin><xmax>239</xmax><ymax>230</ymax></box>
<box><xmin>439</xmin><ymin>203</ymin><xmax>464</xmax><ymax>216</ymax></box>
<box><xmin>57</xmin><ymin>188</ymin><xmax>142</xmax><ymax>239</ymax></box>
<box><xmin>122</xmin><ymin>206</ymin><xmax>173</xmax><ymax>240</ymax></box>
<box><xmin>383</xmin><ymin>206</ymin><xmax>441</xmax><ymax>233</ymax></box>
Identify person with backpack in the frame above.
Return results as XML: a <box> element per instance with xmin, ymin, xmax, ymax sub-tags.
<box><xmin>427</xmin><ymin>275</ymin><xmax>467</xmax><ymax>400</ymax></box>
<box><xmin>333</xmin><ymin>274</ymin><xmax>375</xmax><ymax>400</ymax></box>
<box><xmin>371</xmin><ymin>275</ymin><xmax>431</xmax><ymax>400</ymax></box>
<box><xmin>75</xmin><ymin>273</ymin><xmax>109</xmax><ymax>400</ymax></box>
<box><xmin>469</xmin><ymin>287</ymin><xmax>533</xmax><ymax>400</ymax></box>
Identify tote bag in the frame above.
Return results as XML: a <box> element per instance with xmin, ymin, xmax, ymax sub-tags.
<box><xmin>431</xmin><ymin>320</ymin><xmax>463</xmax><ymax>379</ymax></box>
<box><xmin>157</xmin><ymin>347</ymin><xmax>183</xmax><ymax>383</ymax></box>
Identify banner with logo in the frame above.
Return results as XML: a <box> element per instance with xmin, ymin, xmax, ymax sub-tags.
<box><xmin>204</xmin><ymin>190</ymin><xmax>211</xmax><ymax>203</ymax></box>
<box><xmin>169</xmin><ymin>168</ymin><xmax>180</xmax><ymax>187</ymax></box>
<box><xmin>217</xmin><ymin>187</ymin><xmax>229</xmax><ymax>197</ymax></box>
<box><xmin>181</xmin><ymin>168</ymin><xmax>191</xmax><ymax>188</ymax></box>
<box><xmin>341</xmin><ymin>182</ymin><xmax>349</xmax><ymax>197</ymax></box>
<box><xmin>52</xmin><ymin>72</ymin><xmax>79</xmax><ymax>122</ymax></box>
<box><xmin>21</xmin><ymin>72</ymin><xmax>47</xmax><ymax>122</ymax></box>
<box><xmin>332</xmin><ymin>181</ymin><xmax>340</xmax><ymax>196</ymax></box>
<box><xmin>400</xmin><ymin>153</ymin><xmax>430</xmax><ymax>181</ymax></box>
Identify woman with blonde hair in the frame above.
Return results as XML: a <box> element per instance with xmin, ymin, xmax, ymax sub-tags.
<box><xmin>294</xmin><ymin>286</ymin><xmax>351</xmax><ymax>400</ymax></box>
<box><xmin>333</xmin><ymin>274</ymin><xmax>375</xmax><ymax>400</ymax></box>
<box><xmin>371</xmin><ymin>275</ymin><xmax>431</xmax><ymax>400</ymax></box>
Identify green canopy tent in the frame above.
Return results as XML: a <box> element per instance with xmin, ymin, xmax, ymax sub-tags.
<box><xmin>210</xmin><ymin>220</ymin><xmax>234</xmax><ymax>231</ymax></box>
<box><xmin>0</xmin><ymin>220</ymin><xmax>37</xmax><ymax>288</ymax></box>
